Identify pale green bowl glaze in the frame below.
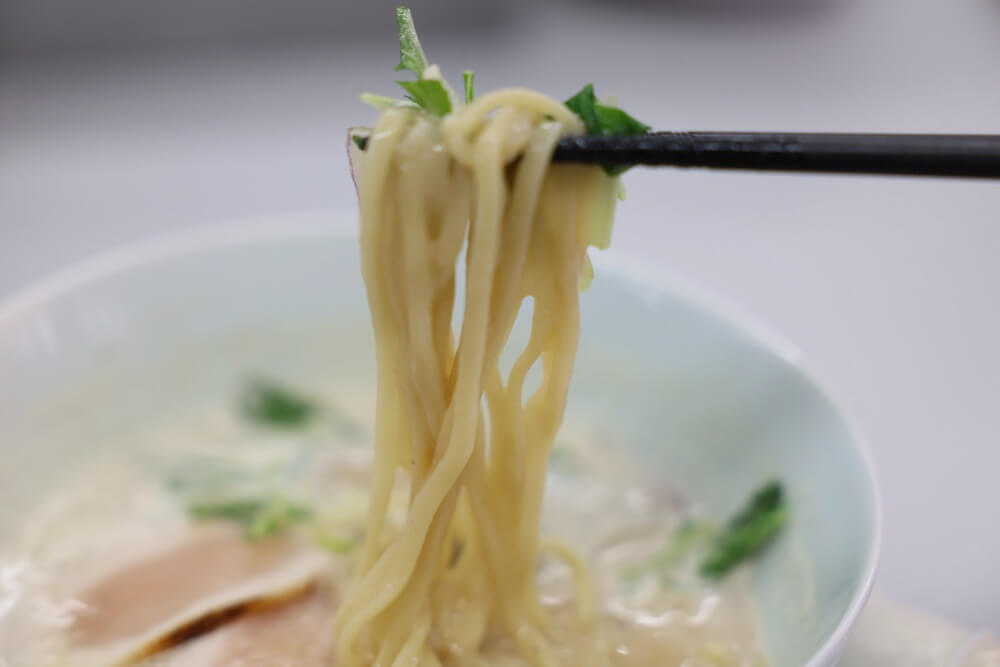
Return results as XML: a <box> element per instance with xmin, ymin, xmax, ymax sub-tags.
<box><xmin>0</xmin><ymin>211</ymin><xmax>879</xmax><ymax>666</ymax></box>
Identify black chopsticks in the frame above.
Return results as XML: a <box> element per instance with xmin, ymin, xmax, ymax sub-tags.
<box><xmin>354</xmin><ymin>132</ymin><xmax>1000</xmax><ymax>178</ymax></box>
<box><xmin>556</xmin><ymin>132</ymin><xmax>1000</xmax><ymax>179</ymax></box>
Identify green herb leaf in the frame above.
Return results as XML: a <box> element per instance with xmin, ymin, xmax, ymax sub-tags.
<box><xmin>565</xmin><ymin>83</ymin><xmax>650</xmax><ymax>175</ymax></box>
<box><xmin>246</xmin><ymin>499</ymin><xmax>312</xmax><ymax>541</ymax></box>
<box><xmin>565</xmin><ymin>84</ymin><xmax>602</xmax><ymax>134</ymax></box>
<box><xmin>189</xmin><ymin>497</ymin><xmax>312</xmax><ymax>541</ymax></box>
<box><xmin>463</xmin><ymin>70</ymin><xmax>475</xmax><ymax>103</ymax></box>
<box><xmin>240</xmin><ymin>378</ymin><xmax>317</xmax><ymax>428</ymax></box>
<box><xmin>565</xmin><ymin>84</ymin><xmax>650</xmax><ymax>137</ymax></box>
<box><xmin>394</xmin><ymin>6</ymin><xmax>429</xmax><ymax>76</ymax></box>
<box><xmin>397</xmin><ymin>79</ymin><xmax>453</xmax><ymax>116</ymax></box>
<box><xmin>360</xmin><ymin>92</ymin><xmax>415</xmax><ymax>110</ymax></box>
<box><xmin>352</xmin><ymin>134</ymin><xmax>366</xmax><ymax>149</ymax></box>
<box><xmin>700</xmin><ymin>481</ymin><xmax>788</xmax><ymax>578</ymax></box>
<box><xmin>190</xmin><ymin>498</ymin><xmax>269</xmax><ymax>524</ymax></box>
<box><xmin>594</xmin><ymin>104</ymin><xmax>651</xmax><ymax>136</ymax></box>
<box><xmin>313</xmin><ymin>527</ymin><xmax>360</xmax><ymax>555</ymax></box>
<box><xmin>390</xmin><ymin>7</ymin><xmax>458</xmax><ymax>115</ymax></box>
<box><xmin>358</xmin><ymin>8</ymin><xmax>462</xmax><ymax>122</ymax></box>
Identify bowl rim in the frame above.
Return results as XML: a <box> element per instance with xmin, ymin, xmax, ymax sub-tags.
<box><xmin>0</xmin><ymin>208</ymin><xmax>882</xmax><ymax>666</ymax></box>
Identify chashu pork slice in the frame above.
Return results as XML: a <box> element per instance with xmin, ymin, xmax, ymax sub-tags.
<box><xmin>67</xmin><ymin>525</ymin><xmax>332</xmax><ymax>667</ymax></box>
<box><xmin>152</xmin><ymin>587</ymin><xmax>337</xmax><ymax>665</ymax></box>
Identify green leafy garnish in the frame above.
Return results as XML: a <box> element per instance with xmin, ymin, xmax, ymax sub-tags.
<box><xmin>189</xmin><ymin>497</ymin><xmax>312</xmax><ymax>541</ymax></box>
<box><xmin>398</xmin><ymin>79</ymin><xmax>452</xmax><ymax>116</ymax></box>
<box><xmin>565</xmin><ymin>85</ymin><xmax>601</xmax><ymax>134</ymax></box>
<box><xmin>314</xmin><ymin>527</ymin><xmax>360</xmax><ymax>555</ymax></box>
<box><xmin>463</xmin><ymin>70</ymin><xmax>475</xmax><ymax>103</ymax></box>
<box><xmin>190</xmin><ymin>498</ymin><xmax>269</xmax><ymax>523</ymax></box>
<box><xmin>621</xmin><ymin>520</ymin><xmax>714</xmax><ymax>585</ymax></box>
<box><xmin>238</xmin><ymin>377</ymin><xmax>365</xmax><ymax>439</ymax></box>
<box><xmin>565</xmin><ymin>84</ymin><xmax>650</xmax><ymax>175</ymax></box>
<box><xmin>394</xmin><ymin>5</ymin><xmax>430</xmax><ymax>76</ymax></box>
<box><xmin>700</xmin><ymin>481</ymin><xmax>788</xmax><ymax>578</ymax></box>
<box><xmin>246</xmin><ymin>499</ymin><xmax>313</xmax><ymax>541</ymax></box>
<box><xmin>565</xmin><ymin>84</ymin><xmax>650</xmax><ymax>137</ymax></box>
<box><xmin>187</xmin><ymin>492</ymin><xmax>361</xmax><ymax>553</ymax></box>
<box><xmin>240</xmin><ymin>379</ymin><xmax>317</xmax><ymax>428</ymax></box>
<box><xmin>352</xmin><ymin>134</ymin><xmax>366</xmax><ymax>149</ymax></box>
<box><xmin>360</xmin><ymin>92</ymin><xmax>416</xmax><ymax>110</ymax></box>
<box><xmin>360</xmin><ymin>7</ymin><xmax>456</xmax><ymax>116</ymax></box>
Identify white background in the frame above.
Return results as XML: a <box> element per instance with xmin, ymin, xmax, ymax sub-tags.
<box><xmin>1</xmin><ymin>0</ymin><xmax>998</xmax><ymax>631</ymax></box>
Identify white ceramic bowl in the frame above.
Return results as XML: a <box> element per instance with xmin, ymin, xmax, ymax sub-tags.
<box><xmin>0</xmin><ymin>210</ymin><xmax>879</xmax><ymax>666</ymax></box>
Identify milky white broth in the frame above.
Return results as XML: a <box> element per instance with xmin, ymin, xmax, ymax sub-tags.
<box><xmin>0</xmin><ymin>392</ymin><xmax>768</xmax><ymax>666</ymax></box>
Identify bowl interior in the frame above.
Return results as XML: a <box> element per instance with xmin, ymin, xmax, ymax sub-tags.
<box><xmin>0</xmin><ymin>215</ymin><xmax>878</xmax><ymax>666</ymax></box>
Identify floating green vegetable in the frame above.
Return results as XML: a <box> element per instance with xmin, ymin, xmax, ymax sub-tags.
<box><xmin>240</xmin><ymin>378</ymin><xmax>317</xmax><ymax>428</ymax></box>
<box><xmin>313</xmin><ymin>527</ymin><xmax>360</xmax><ymax>555</ymax></box>
<box><xmin>188</xmin><ymin>494</ymin><xmax>361</xmax><ymax>553</ymax></box>
<box><xmin>700</xmin><ymin>481</ymin><xmax>788</xmax><ymax>578</ymax></box>
<box><xmin>189</xmin><ymin>498</ymin><xmax>269</xmax><ymax>523</ymax></box>
<box><xmin>247</xmin><ymin>499</ymin><xmax>313</xmax><ymax>541</ymax></box>
<box><xmin>189</xmin><ymin>497</ymin><xmax>312</xmax><ymax>541</ymax></box>
<box><xmin>239</xmin><ymin>377</ymin><xmax>366</xmax><ymax>439</ymax></box>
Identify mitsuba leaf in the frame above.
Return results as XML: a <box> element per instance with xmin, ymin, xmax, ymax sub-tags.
<box><xmin>700</xmin><ymin>481</ymin><xmax>788</xmax><ymax>578</ymax></box>
<box><xmin>463</xmin><ymin>70</ymin><xmax>475</xmax><ymax>103</ymax></box>
<box><xmin>565</xmin><ymin>83</ymin><xmax>650</xmax><ymax>174</ymax></box>
<box><xmin>398</xmin><ymin>79</ymin><xmax>452</xmax><ymax>116</ymax></box>
<box><xmin>395</xmin><ymin>6</ymin><xmax>430</xmax><ymax>76</ymax></box>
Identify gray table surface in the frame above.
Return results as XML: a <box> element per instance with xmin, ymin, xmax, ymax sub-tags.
<box><xmin>2</xmin><ymin>0</ymin><xmax>998</xmax><ymax>633</ymax></box>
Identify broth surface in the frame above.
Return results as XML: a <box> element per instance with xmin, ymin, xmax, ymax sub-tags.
<box><xmin>0</xmin><ymin>399</ymin><xmax>768</xmax><ymax>666</ymax></box>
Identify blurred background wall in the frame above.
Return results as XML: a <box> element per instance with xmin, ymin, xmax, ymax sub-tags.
<box><xmin>0</xmin><ymin>0</ymin><xmax>515</xmax><ymax>58</ymax></box>
<box><xmin>1</xmin><ymin>0</ymin><xmax>999</xmax><ymax>631</ymax></box>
